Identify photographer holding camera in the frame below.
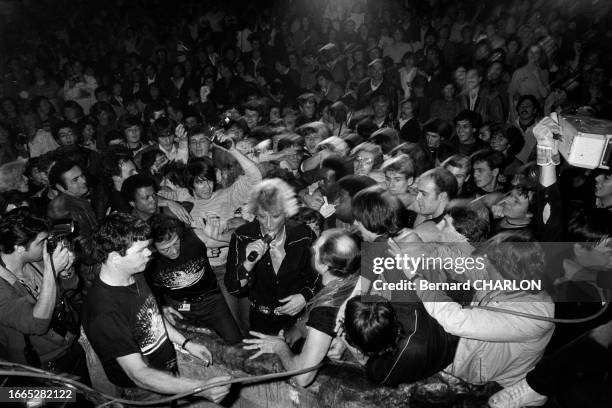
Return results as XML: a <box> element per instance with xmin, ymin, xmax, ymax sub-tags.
<box><xmin>0</xmin><ymin>208</ymin><xmax>89</xmax><ymax>382</ymax></box>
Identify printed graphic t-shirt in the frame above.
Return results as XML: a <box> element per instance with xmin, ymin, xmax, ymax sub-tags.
<box><xmin>82</xmin><ymin>273</ymin><xmax>178</xmax><ymax>387</ymax></box>
<box><xmin>146</xmin><ymin>229</ymin><xmax>218</xmax><ymax>300</ymax></box>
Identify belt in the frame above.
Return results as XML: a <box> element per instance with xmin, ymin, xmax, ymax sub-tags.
<box><xmin>250</xmin><ymin>301</ymin><xmax>280</xmax><ymax>316</ymax></box>
<box><xmin>170</xmin><ymin>290</ymin><xmax>219</xmax><ymax>304</ymax></box>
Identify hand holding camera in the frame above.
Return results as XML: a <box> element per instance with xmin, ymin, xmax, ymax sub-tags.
<box><xmin>44</xmin><ymin>221</ymin><xmax>76</xmax><ymax>278</ymax></box>
<box><xmin>43</xmin><ymin>241</ymin><xmax>73</xmax><ymax>279</ymax></box>
<box><xmin>212</xmin><ymin>130</ymin><xmax>235</xmax><ymax>151</ymax></box>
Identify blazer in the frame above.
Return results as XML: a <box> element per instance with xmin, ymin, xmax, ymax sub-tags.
<box><xmin>459</xmin><ymin>88</ymin><xmax>505</xmax><ymax>125</ymax></box>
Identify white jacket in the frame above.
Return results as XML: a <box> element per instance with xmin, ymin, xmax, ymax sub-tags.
<box><xmin>417</xmin><ymin>284</ymin><xmax>555</xmax><ymax>388</ymax></box>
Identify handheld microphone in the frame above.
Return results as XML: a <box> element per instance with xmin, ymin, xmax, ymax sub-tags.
<box><xmin>247</xmin><ymin>234</ymin><xmax>274</xmax><ymax>262</ymax></box>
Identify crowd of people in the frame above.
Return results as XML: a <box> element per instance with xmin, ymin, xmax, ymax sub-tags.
<box><xmin>1</xmin><ymin>0</ymin><xmax>612</xmax><ymax>406</ymax></box>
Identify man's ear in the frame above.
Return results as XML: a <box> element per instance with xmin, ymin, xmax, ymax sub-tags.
<box><xmin>439</xmin><ymin>191</ymin><xmax>449</xmax><ymax>203</ymax></box>
<box><xmin>15</xmin><ymin>245</ymin><xmax>26</xmax><ymax>254</ymax></box>
<box><xmin>493</xmin><ymin>168</ymin><xmax>500</xmax><ymax>178</ymax></box>
<box><xmin>129</xmin><ymin>200</ymin><xmax>135</xmax><ymax>208</ymax></box>
<box><xmin>573</xmin><ymin>243</ymin><xmax>585</xmax><ymax>258</ymax></box>
<box><xmin>407</xmin><ymin>177</ymin><xmax>414</xmax><ymax>186</ymax></box>
<box><xmin>108</xmin><ymin>251</ymin><xmax>120</xmax><ymax>264</ymax></box>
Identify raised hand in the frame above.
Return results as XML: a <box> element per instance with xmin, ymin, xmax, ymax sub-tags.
<box><xmin>175</xmin><ymin>123</ymin><xmax>188</xmax><ymax>142</ymax></box>
<box><xmin>212</xmin><ymin>131</ymin><xmax>235</xmax><ymax>150</ymax></box>
<box><xmin>43</xmin><ymin>242</ymin><xmax>73</xmax><ymax>277</ymax></box>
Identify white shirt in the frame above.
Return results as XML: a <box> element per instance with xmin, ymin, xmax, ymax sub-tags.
<box><xmin>268</xmin><ymin>226</ymin><xmax>287</xmax><ymax>274</ymax></box>
<box><xmin>370</xmin><ymin>80</ymin><xmax>382</xmax><ymax>92</ymax></box>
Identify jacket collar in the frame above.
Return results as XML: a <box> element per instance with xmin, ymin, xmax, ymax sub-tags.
<box><xmin>241</xmin><ymin>220</ymin><xmax>308</xmax><ymax>246</ymax></box>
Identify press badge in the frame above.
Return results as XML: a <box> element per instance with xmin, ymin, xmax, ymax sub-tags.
<box><xmin>178</xmin><ymin>302</ymin><xmax>191</xmax><ymax>312</ymax></box>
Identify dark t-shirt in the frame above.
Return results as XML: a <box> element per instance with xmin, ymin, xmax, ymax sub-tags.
<box><xmin>146</xmin><ymin>230</ymin><xmax>218</xmax><ymax>301</ymax></box>
<box><xmin>306</xmin><ymin>306</ymin><xmax>337</xmax><ymax>337</ymax></box>
<box><xmin>365</xmin><ymin>303</ymin><xmax>458</xmax><ymax>386</ymax></box>
<box><xmin>81</xmin><ymin>274</ymin><xmax>178</xmax><ymax>387</ymax></box>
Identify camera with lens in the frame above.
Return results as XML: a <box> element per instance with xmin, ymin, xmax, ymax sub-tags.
<box><xmin>211</xmin><ymin>127</ymin><xmax>234</xmax><ymax>150</ymax></box>
<box><xmin>47</xmin><ymin>220</ymin><xmax>75</xmax><ymax>253</ymax></box>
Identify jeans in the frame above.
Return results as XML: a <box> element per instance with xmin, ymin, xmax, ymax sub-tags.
<box><xmin>45</xmin><ymin>340</ymin><xmax>91</xmax><ymax>386</ymax></box>
<box><xmin>212</xmin><ymin>264</ymin><xmax>250</xmax><ymax>336</ymax></box>
<box><xmin>167</xmin><ymin>292</ymin><xmax>242</xmax><ymax>344</ymax></box>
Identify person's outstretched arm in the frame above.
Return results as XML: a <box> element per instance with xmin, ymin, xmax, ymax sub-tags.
<box><xmin>535</xmin><ymin>114</ymin><xmax>563</xmax><ymax>241</ymax></box>
<box><xmin>243</xmin><ymin>327</ymin><xmax>332</xmax><ymax>387</ymax></box>
<box><xmin>117</xmin><ymin>353</ymin><xmax>230</xmax><ymax>402</ymax></box>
